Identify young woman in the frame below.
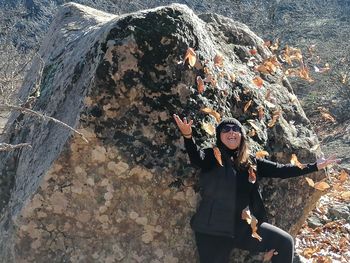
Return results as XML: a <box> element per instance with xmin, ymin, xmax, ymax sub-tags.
<box><xmin>173</xmin><ymin>114</ymin><xmax>339</xmax><ymax>263</ymax></box>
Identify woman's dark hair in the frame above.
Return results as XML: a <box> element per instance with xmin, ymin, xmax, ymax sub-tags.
<box><xmin>216</xmin><ymin>118</ymin><xmax>250</xmax><ymax>168</ymax></box>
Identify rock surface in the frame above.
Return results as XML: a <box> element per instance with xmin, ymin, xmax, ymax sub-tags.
<box><xmin>0</xmin><ymin>3</ymin><xmax>325</xmax><ymax>262</ymax></box>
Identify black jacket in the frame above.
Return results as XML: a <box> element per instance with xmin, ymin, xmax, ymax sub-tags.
<box><xmin>184</xmin><ymin>137</ymin><xmax>318</xmax><ymax>238</ymax></box>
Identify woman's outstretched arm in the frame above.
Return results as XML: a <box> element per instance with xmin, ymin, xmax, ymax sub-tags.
<box><xmin>173</xmin><ymin>114</ymin><xmax>215</xmax><ymax>170</ymax></box>
<box><xmin>256</xmin><ymin>155</ymin><xmax>341</xmax><ymax>179</ymax></box>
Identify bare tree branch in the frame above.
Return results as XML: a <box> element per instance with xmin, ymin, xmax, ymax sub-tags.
<box><xmin>0</xmin><ymin>104</ymin><xmax>89</xmax><ymax>143</ymax></box>
<box><xmin>0</xmin><ymin>142</ymin><xmax>31</xmax><ymax>151</ymax></box>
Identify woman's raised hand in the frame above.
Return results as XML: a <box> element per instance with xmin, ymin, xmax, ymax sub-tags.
<box><xmin>316</xmin><ymin>154</ymin><xmax>342</xmax><ymax>170</ymax></box>
<box><xmin>173</xmin><ymin>114</ymin><xmax>193</xmax><ymax>138</ymax></box>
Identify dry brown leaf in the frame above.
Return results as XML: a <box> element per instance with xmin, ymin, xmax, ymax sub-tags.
<box><xmin>255</xmin><ymin>151</ymin><xmax>269</xmax><ymax>159</ymax></box>
<box><xmin>213</xmin><ymin>147</ymin><xmax>223</xmax><ymax>166</ymax></box>
<box><xmin>267</xmin><ymin>110</ymin><xmax>281</xmax><ymax>128</ymax></box>
<box><xmin>305</xmin><ymin>177</ymin><xmax>315</xmax><ymax>187</ymax></box>
<box><xmin>338</xmin><ymin>170</ymin><xmax>349</xmax><ymax>182</ymax></box>
<box><xmin>248</xmin><ymin>166</ymin><xmax>256</xmax><ymax>183</ymax></box>
<box><xmin>250</xmin><ymin>48</ymin><xmax>257</xmax><ymax>55</ymax></box>
<box><xmin>247</xmin><ymin>129</ymin><xmax>256</xmax><ymax>137</ymax></box>
<box><xmin>321</xmin><ymin>112</ymin><xmax>336</xmax><ymax>122</ymax></box>
<box><xmin>214</xmin><ymin>54</ymin><xmax>224</xmax><ymax>67</ymax></box>
<box><xmin>269</xmin><ymin>39</ymin><xmax>279</xmax><ymax>51</ymax></box>
<box><xmin>241</xmin><ymin>207</ymin><xmax>262</xmax><ymax>241</ymax></box>
<box><xmin>340</xmin><ymin>191</ymin><xmax>350</xmax><ymax>201</ymax></box>
<box><xmin>252</xmin><ymin>76</ymin><xmax>264</xmax><ymax>88</ymax></box>
<box><xmin>196</xmin><ymin>76</ymin><xmax>205</xmax><ymax>94</ymax></box>
<box><xmin>244</xmin><ymin>100</ymin><xmax>253</xmax><ymax>113</ymax></box>
<box><xmin>184</xmin><ymin>48</ymin><xmax>196</xmax><ymax>67</ymax></box>
<box><xmin>290</xmin><ymin>154</ymin><xmax>304</xmax><ymax>169</ymax></box>
<box><xmin>302</xmin><ymin>247</ymin><xmax>319</xmax><ymax>259</ymax></box>
<box><xmin>202</xmin><ymin>122</ymin><xmax>215</xmax><ymax>136</ymax></box>
<box><xmin>265</xmin><ymin>89</ymin><xmax>272</xmax><ymax>101</ymax></box>
<box><xmin>201</xmin><ymin>107</ymin><xmax>221</xmax><ymax>123</ymax></box>
<box><xmin>314</xmin><ymin>181</ymin><xmax>330</xmax><ymax>191</ymax></box>
<box><xmin>285</xmin><ymin>68</ymin><xmax>300</xmax><ymax>77</ymax></box>
<box><xmin>230</xmin><ymin>73</ymin><xmax>236</xmax><ymax>82</ymax></box>
<box><xmin>257</xmin><ymin>106</ymin><xmax>264</xmax><ymax>120</ymax></box>
<box><xmin>299</xmin><ymin>66</ymin><xmax>314</xmax><ymax>82</ymax></box>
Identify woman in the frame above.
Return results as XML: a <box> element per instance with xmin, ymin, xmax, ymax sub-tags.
<box><xmin>173</xmin><ymin>114</ymin><xmax>339</xmax><ymax>263</ymax></box>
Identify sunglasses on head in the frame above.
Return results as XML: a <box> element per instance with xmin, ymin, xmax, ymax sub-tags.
<box><xmin>221</xmin><ymin>124</ymin><xmax>241</xmax><ymax>133</ymax></box>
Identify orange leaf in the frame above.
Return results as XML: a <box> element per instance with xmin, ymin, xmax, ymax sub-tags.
<box><xmin>255</xmin><ymin>151</ymin><xmax>269</xmax><ymax>159</ymax></box>
<box><xmin>214</xmin><ymin>54</ymin><xmax>224</xmax><ymax>67</ymax></box>
<box><xmin>241</xmin><ymin>206</ymin><xmax>262</xmax><ymax>241</ymax></box>
<box><xmin>250</xmin><ymin>48</ymin><xmax>257</xmax><ymax>55</ymax></box>
<box><xmin>299</xmin><ymin>66</ymin><xmax>314</xmax><ymax>82</ymax></box>
<box><xmin>340</xmin><ymin>191</ymin><xmax>350</xmax><ymax>201</ymax></box>
<box><xmin>196</xmin><ymin>76</ymin><xmax>205</xmax><ymax>94</ymax></box>
<box><xmin>314</xmin><ymin>181</ymin><xmax>330</xmax><ymax>191</ymax></box>
<box><xmin>267</xmin><ymin>110</ymin><xmax>281</xmax><ymax>128</ymax></box>
<box><xmin>247</xmin><ymin>129</ymin><xmax>256</xmax><ymax>137</ymax></box>
<box><xmin>248</xmin><ymin>166</ymin><xmax>256</xmax><ymax>183</ymax></box>
<box><xmin>338</xmin><ymin>170</ymin><xmax>349</xmax><ymax>182</ymax></box>
<box><xmin>244</xmin><ymin>100</ymin><xmax>252</xmax><ymax>113</ymax></box>
<box><xmin>213</xmin><ymin>147</ymin><xmax>223</xmax><ymax>166</ymax></box>
<box><xmin>321</xmin><ymin>112</ymin><xmax>336</xmax><ymax>122</ymax></box>
<box><xmin>202</xmin><ymin>122</ymin><xmax>215</xmax><ymax>136</ymax></box>
<box><xmin>201</xmin><ymin>107</ymin><xmax>221</xmax><ymax>123</ymax></box>
<box><xmin>184</xmin><ymin>48</ymin><xmax>196</xmax><ymax>67</ymax></box>
<box><xmin>252</xmin><ymin>76</ymin><xmax>264</xmax><ymax>87</ymax></box>
<box><xmin>305</xmin><ymin>177</ymin><xmax>315</xmax><ymax>187</ymax></box>
<box><xmin>290</xmin><ymin>154</ymin><xmax>304</xmax><ymax>169</ymax></box>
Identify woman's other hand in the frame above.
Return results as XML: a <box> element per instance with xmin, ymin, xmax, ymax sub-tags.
<box><xmin>316</xmin><ymin>155</ymin><xmax>342</xmax><ymax>170</ymax></box>
<box><xmin>173</xmin><ymin>114</ymin><xmax>193</xmax><ymax>138</ymax></box>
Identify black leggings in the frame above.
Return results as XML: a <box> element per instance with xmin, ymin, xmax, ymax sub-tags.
<box><xmin>195</xmin><ymin>223</ymin><xmax>294</xmax><ymax>263</ymax></box>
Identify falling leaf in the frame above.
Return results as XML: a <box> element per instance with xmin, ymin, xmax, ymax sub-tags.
<box><xmin>299</xmin><ymin>66</ymin><xmax>314</xmax><ymax>82</ymax></box>
<box><xmin>256</xmin><ymin>151</ymin><xmax>269</xmax><ymax>159</ymax></box>
<box><xmin>267</xmin><ymin>110</ymin><xmax>281</xmax><ymax>128</ymax></box>
<box><xmin>305</xmin><ymin>177</ymin><xmax>315</xmax><ymax>187</ymax></box>
<box><xmin>340</xmin><ymin>73</ymin><xmax>348</xmax><ymax>84</ymax></box>
<box><xmin>250</xmin><ymin>48</ymin><xmax>257</xmax><ymax>55</ymax></box>
<box><xmin>314</xmin><ymin>181</ymin><xmax>330</xmax><ymax>191</ymax></box>
<box><xmin>302</xmin><ymin>247</ymin><xmax>319</xmax><ymax>259</ymax></box>
<box><xmin>229</xmin><ymin>73</ymin><xmax>236</xmax><ymax>82</ymax></box>
<box><xmin>340</xmin><ymin>191</ymin><xmax>350</xmax><ymax>201</ymax></box>
<box><xmin>202</xmin><ymin>122</ymin><xmax>215</xmax><ymax>136</ymax></box>
<box><xmin>257</xmin><ymin>106</ymin><xmax>264</xmax><ymax>120</ymax></box>
<box><xmin>213</xmin><ymin>147</ymin><xmax>223</xmax><ymax>166</ymax></box>
<box><xmin>214</xmin><ymin>53</ymin><xmax>224</xmax><ymax>67</ymax></box>
<box><xmin>201</xmin><ymin>107</ymin><xmax>221</xmax><ymax>123</ymax></box>
<box><xmin>338</xmin><ymin>170</ymin><xmax>348</xmax><ymax>182</ymax></box>
<box><xmin>248</xmin><ymin>166</ymin><xmax>256</xmax><ymax>184</ymax></box>
<box><xmin>196</xmin><ymin>76</ymin><xmax>205</xmax><ymax>94</ymax></box>
<box><xmin>247</xmin><ymin>129</ymin><xmax>256</xmax><ymax>137</ymax></box>
<box><xmin>244</xmin><ymin>100</ymin><xmax>253</xmax><ymax>113</ymax></box>
<box><xmin>241</xmin><ymin>206</ymin><xmax>263</xmax><ymax>240</ymax></box>
<box><xmin>184</xmin><ymin>48</ymin><xmax>196</xmax><ymax>67</ymax></box>
<box><xmin>321</xmin><ymin>112</ymin><xmax>336</xmax><ymax>122</ymax></box>
<box><xmin>290</xmin><ymin>154</ymin><xmax>304</xmax><ymax>169</ymax></box>
<box><xmin>252</xmin><ymin>76</ymin><xmax>264</xmax><ymax>88</ymax></box>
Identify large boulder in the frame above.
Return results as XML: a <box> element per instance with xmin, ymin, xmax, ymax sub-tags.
<box><xmin>0</xmin><ymin>3</ymin><xmax>324</xmax><ymax>262</ymax></box>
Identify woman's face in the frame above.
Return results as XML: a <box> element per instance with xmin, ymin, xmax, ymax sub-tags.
<box><xmin>220</xmin><ymin>124</ymin><xmax>242</xmax><ymax>150</ymax></box>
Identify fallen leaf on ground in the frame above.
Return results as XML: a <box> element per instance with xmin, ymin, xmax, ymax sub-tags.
<box><xmin>244</xmin><ymin>100</ymin><xmax>253</xmax><ymax>112</ymax></box>
<box><xmin>214</xmin><ymin>53</ymin><xmax>224</xmax><ymax>67</ymax></box>
<box><xmin>252</xmin><ymin>76</ymin><xmax>264</xmax><ymax>87</ymax></box>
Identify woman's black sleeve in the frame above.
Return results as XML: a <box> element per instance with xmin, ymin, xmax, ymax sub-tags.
<box><xmin>256</xmin><ymin>158</ymin><xmax>318</xmax><ymax>179</ymax></box>
<box><xmin>183</xmin><ymin>137</ymin><xmax>216</xmax><ymax>170</ymax></box>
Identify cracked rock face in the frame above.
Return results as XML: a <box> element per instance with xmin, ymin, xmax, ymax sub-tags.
<box><xmin>0</xmin><ymin>3</ymin><xmax>324</xmax><ymax>262</ymax></box>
